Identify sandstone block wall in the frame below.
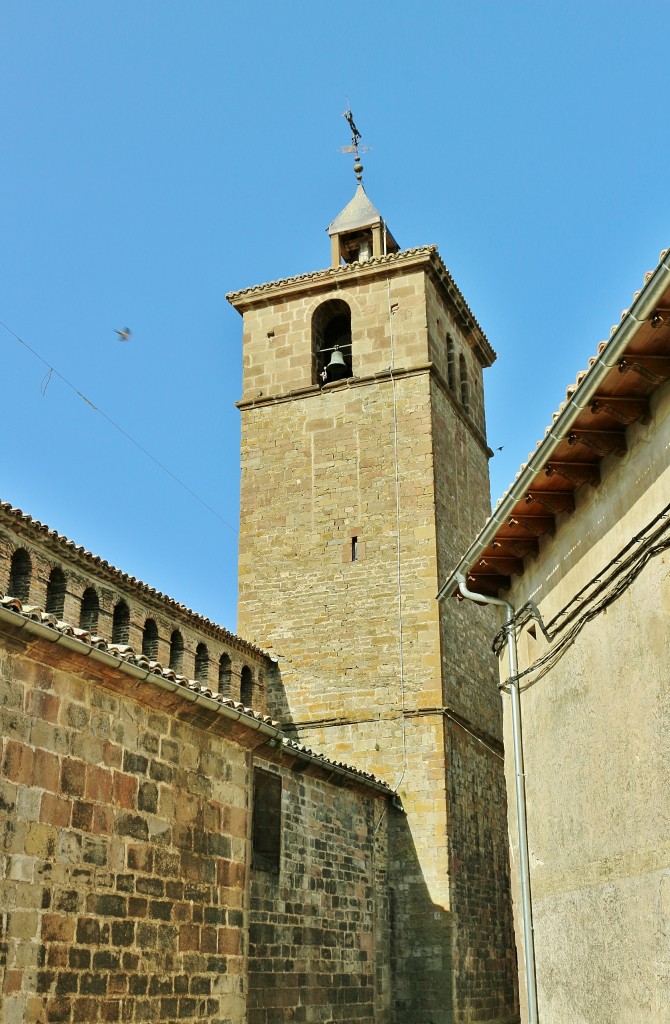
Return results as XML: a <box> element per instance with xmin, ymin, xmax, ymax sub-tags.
<box><xmin>234</xmin><ymin>253</ymin><xmax>517</xmax><ymax>1023</ymax></box>
<box><xmin>248</xmin><ymin>758</ymin><xmax>389</xmax><ymax>1024</ymax></box>
<box><xmin>239</xmin><ymin>370</ymin><xmax>443</xmax><ymax>718</ymax></box>
<box><xmin>0</xmin><ymin>510</ymin><xmax>270</xmax><ymax>709</ymax></box>
<box><xmin>0</xmin><ymin>630</ymin><xmax>249</xmax><ymax>1024</ymax></box>
<box><xmin>502</xmin><ymin>379</ymin><xmax>670</xmax><ymax>1022</ymax></box>
<box><xmin>430</xmin><ymin>381</ymin><xmax>501</xmax><ymax>740</ymax></box>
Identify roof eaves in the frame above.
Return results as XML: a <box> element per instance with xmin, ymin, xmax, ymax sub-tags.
<box><xmin>438</xmin><ymin>246</ymin><xmax>670</xmax><ymax>601</ymax></box>
<box><xmin>226</xmin><ymin>246</ymin><xmax>495</xmax><ymax>359</ymax></box>
<box><xmin>226</xmin><ymin>246</ymin><xmax>438</xmax><ymax>308</ymax></box>
<box><xmin>0</xmin><ymin>501</ymin><xmax>268</xmax><ymax>660</ymax></box>
<box><xmin>0</xmin><ymin>597</ymin><xmax>392</xmax><ymax>795</ymax></box>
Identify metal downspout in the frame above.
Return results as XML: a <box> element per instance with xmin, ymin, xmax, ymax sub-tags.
<box><xmin>453</xmin><ymin>572</ymin><xmax>538</xmax><ymax>1024</ymax></box>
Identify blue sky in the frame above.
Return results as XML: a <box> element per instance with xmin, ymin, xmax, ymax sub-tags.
<box><xmin>2</xmin><ymin>2</ymin><xmax>669</xmax><ymax>631</ymax></box>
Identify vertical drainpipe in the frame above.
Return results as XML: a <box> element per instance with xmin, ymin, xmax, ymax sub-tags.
<box><xmin>453</xmin><ymin>572</ymin><xmax>539</xmax><ymax>1024</ymax></box>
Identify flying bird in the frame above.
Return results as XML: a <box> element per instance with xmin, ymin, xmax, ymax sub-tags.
<box><xmin>115</xmin><ymin>327</ymin><xmax>132</xmax><ymax>342</ymax></box>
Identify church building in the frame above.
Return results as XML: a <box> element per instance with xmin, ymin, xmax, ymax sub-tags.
<box><xmin>0</xmin><ymin>145</ymin><xmax>519</xmax><ymax>1024</ymax></box>
<box><xmin>228</xmin><ymin>148</ymin><xmax>517</xmax><ymax>1021</ymax></box>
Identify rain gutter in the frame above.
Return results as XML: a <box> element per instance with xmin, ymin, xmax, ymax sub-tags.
<box><xmin>451</xmin><ymin>574</ymin><xmax>538</xmax><ymax>1024</ymax></box>
<box><xmin>436</xmin><ymin>249</ymin><xmax>670</xmax><ymax>602</ymax></box>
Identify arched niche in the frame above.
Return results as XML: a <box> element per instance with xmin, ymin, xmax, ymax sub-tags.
<box><xmin>312</xmin><ymin>298</ymin><xmax>352</xmax><ymax>385</ymax></box>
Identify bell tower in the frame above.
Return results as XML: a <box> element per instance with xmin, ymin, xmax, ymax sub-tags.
<box><xmin>228</xmin><ymin>129</ymin><xmax>518</xmax><ymax>1023</ymax></box>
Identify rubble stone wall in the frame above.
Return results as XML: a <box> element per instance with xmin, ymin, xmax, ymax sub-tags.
<box><xmin>0</xmin><ymin>621</ymin><xmax>392</xmax><ymax>1024</ymax></box>
<box><xmin>248</xmin><ymin>757</ymin><xmax>390</xmax><ymax>1024</ymax></box>
<box><xmin>0</xmin><ymin>512</ymin><xmax>270</xmax><ymax>709</ymax></box>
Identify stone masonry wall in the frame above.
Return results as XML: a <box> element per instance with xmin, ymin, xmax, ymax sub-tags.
<box><xmin>0</xmin><ymin>614</ymin><xmax>393</xmax><ymax>1024</ymax></box>
<box><xmin>0</xmin><ymin>513</ymin><xmax>269</xmax><ymax>709</ymax></box>
<box><xmin>430</xmin><ymin>380</ymin><xmax>502</xmax><ymax>740</ymax></box>
<box><xmin>447</xmin><ymin>722</ymin><xmax>519</xmax><ymax>1023</ymax></box>
<box><xmin>0</xmin><ymin>626</ymin><xmax>249</xmax><ymax>1024</ymax></box>
<box><xmin>235</xmin><ymin>257</ymin><xmax>517</xmax><ymax>1023</ymax></box>
<box><xmin>248</xmin><ymin>758</ymin><xmax>389</xmax><ymax>1024</ymax></box>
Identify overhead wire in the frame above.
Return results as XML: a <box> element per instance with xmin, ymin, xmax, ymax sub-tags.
<box><xmin>388</xmin><ymin>278</ymin><xmax>408</xmax><ymax>797</ymax></box>
<box><xmin>0</xmin><ymin>318</ymin><xmax>238</xmax><ymax>535</ymax></box>
<box><xmin>495</xmin><ymin>500</ymin><xmax>670</xmax><ymax>688</ymax></box>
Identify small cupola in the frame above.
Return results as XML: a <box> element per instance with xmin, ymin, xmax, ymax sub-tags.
<box><xmin>327</xmin><ymin>110</ymin><xmax>400</xmax><ymax>268</ymax></box>
<box><xmin>327</xmin><ymin>184</ymin><xmax>399</xmax><ymax>267</ymax></box>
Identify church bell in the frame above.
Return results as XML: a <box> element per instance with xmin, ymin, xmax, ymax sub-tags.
<box><xmin>325</xmin><ymin>346</ymin><xmax>349</xmax><ymax>382</ymax></box>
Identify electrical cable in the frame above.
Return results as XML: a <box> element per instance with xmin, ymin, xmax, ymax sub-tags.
<box><xmin>388</xmin><ymin>278</ymin><xmax>408</xmax><ymax>797</ymax></box>
<box><xmin>495</xmin><ymin>502</ymin><xmax>670</xmax><ymax>688</ymax></box>
<box><xmin>374</xmin><ymin>279</ymin><xmax>408</xmax><ymax>832</ymax></box>
<box><xmin>0</xmin><ymin>319</ymin><xmax>239</xmax><ymax>535</ymax></box>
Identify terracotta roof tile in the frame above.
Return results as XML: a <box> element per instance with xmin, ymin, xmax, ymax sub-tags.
<box><xmin>226</xmin><ymin>246</ymin><xmax>435</xmax><ymax>302</ymax></box>
<box><xmin>0</xmin><ymin>500</ymin><xmax>267</xmax><ymax>659</ymax></box>
<box><xmin>0</xmin><ymin>592</ymin><xmax>391</xmax><ymax>794</ymax></box>
<box><xmin>488</xmin><ymin>256</ymin><xmax>668</xmax><ymax>519</ymax></box>
<box><xmin>0</xmin><ymin>590</ymin><xmax>278</xmax><ymax>728</ymax></box>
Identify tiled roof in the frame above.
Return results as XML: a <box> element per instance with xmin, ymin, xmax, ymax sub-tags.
<box><xmin>0</xmin><ymin>590</ymin><xmax>277</xmax><ymax>725</ymax></box>
<box><xmin>494</xmin><ymin>249</ymin><xmax>669</xmax><ymax>510</ymax></box>
<box><xmin>227</xmin><ymin>245</ymin><xmax>495</xmax><ymax>365</ymax></box>
<box><xmin>0</xmin><ymin>500</ymin><xmax>266</xmax><ymax>659</ymax></box>
<box><xmin>439</xmin><ymin>247</ymin><xmax>670</xmax><ymax>598</ymax></box>
<box><xmin>0</xmin><ymin>593</ymin><xmax>392</xmax><ymax>795</ymax></box>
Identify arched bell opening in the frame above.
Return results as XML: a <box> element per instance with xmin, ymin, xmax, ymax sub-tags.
<box><xmin>459</xmin><ymin>353</ymin><xmax>470</xmax><ymax>413</ymax></box>
<box><xmin>80</xmin><ymin>588</ymin><xmax>100</xmax><ymax>634</ymax></box>
<box><xmin>8</xmin><ymin>548</ymin><xmax>32</xmax><ymax>603</ymax></box>
<box><xmin>312</xmin><ymin>299</ymin><xmax>352</xmax><ymax>386</ymax></box>
<box><xmin>45</xmin><ymin>567</ymin><xmax>67</xmax><ymax>619</ymax></box>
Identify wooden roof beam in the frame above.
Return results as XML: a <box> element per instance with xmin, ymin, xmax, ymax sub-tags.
<box><xmin>618</xmin><ymin>354</ymin><xmax>670</xmax><ymax>385</ymax></box>
<box><xmin>546</xmin><ymin>462</ymin><xmax>600</xmax><ymax>487</ymax></box>
<box><xmin>465</xmin><ymin>571</ymin><xmax>511</xmax><ymax>595</ymax></box>
<box><xmin>568</xmin><ymin>429</ymin><xmax>627</xmax><ymax>457</ymax></box>
<box><xmin>474</xmin><ymin>554</ymin><xmax>525</xmax><ymax>577</ymax></box>
<box><xmin>506</xmin><ymin>514</ymin><xmax>555</xmax><ymax>537</ymax></box>
<box><xmin>491</xmin><ymin>536</ymin><xmax>540</xmax><ymax>558</ymax></box>
<box><xmin>589</xmin><ymin>395</ymin><xmax>650</xmax><ymax>425</ymax></box>
<box><xmin>525</xmin><ymin>490</ymin><xmax>575</xmax><ymax>515</ymax></box>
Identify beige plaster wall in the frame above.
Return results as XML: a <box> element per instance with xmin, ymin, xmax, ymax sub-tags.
<box><xmin>503</xmin><ymin>381</ymin><xmax>670</xmax><ymax>1023</ymax></box>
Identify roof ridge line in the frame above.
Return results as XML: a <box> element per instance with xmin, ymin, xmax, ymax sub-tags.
<box><xmin>0</xmin><ymin>501</ymin><xmax>266</xmax><ymax>658</ymax></box>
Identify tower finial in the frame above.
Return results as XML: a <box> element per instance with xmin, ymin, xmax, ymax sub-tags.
<box><xmin>342</xmin><ymin>107</ymin><xmax>365</xmax><ymax>184</ymax></box>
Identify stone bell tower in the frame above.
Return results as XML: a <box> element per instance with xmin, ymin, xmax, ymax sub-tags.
<box><xmin>228</xmin><ymin>137</ymin><xmax>518</xmax><ymax>1023</ymax></box>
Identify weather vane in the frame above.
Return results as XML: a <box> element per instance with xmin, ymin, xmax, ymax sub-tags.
<box><xmin>341</xmin><ymin>105</ymin><xmax>369</xmax><ymax>184</ymax></box>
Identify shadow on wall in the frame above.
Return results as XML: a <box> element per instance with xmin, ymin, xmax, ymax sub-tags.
<box><xmin>263</xmin><ymin>670</ymin><xmax>519</xmax><ymax>1024</ymax></box>
<box><xmin>388</xmin><ymin>809</ymin><xmax>454</xmax><ymax>1024</ymax></box>
<box><xmin>446</xmin><ymin>718</ymin><xmax>520</xmax><ymax>1024</ymax></box>
<box><xmin>246</xmin><ymin>781</ymin><xmax>459</xmax><ymax>1024</ymax></box>
<box><xmin>265</xmin><ymin>663</ymin><xmax>293</xmax><ymax>728</ymax></box>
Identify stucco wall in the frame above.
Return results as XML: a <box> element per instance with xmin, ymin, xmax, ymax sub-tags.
<box><xmin>502</xmin><ymin>380</ymin><xmax>670</xmax><ymax>1023</ymax></box>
